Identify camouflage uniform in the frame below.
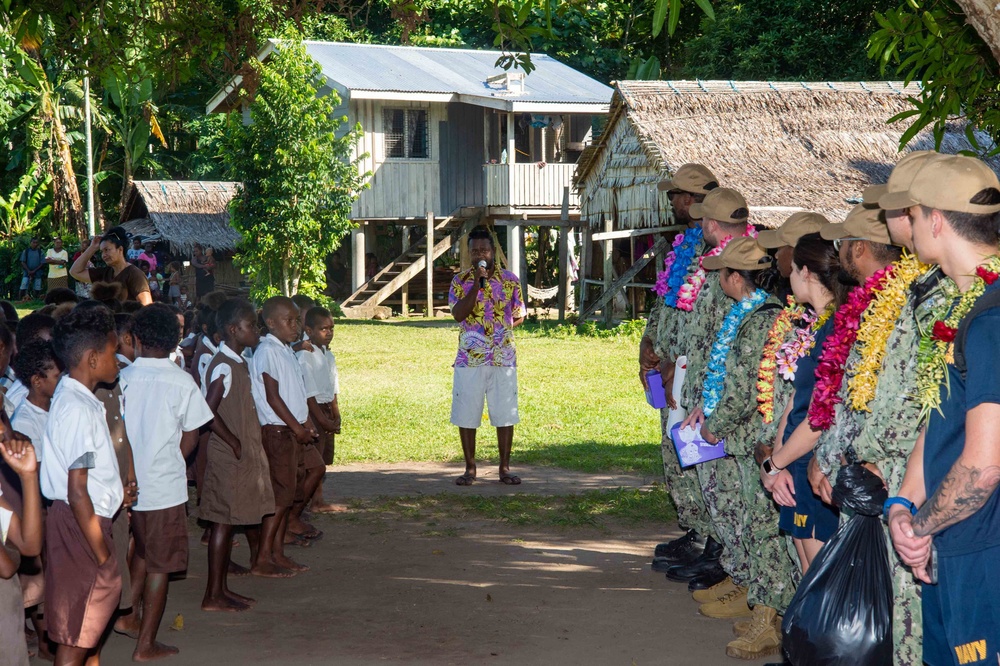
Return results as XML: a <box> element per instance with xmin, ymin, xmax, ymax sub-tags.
<box><xmin>649</xmin><ymin>242</ymin><xmax>716</xmax><ymax>538</ymax></box>
<box><xmin>817</xmin><ymin>268</ymin><xmax>947</xmax><ymax>666</ymax></box>
<box><xmin>702</xmin><ymin>296</ymin><xmax>798</xmax><ymax>606</ymax></box>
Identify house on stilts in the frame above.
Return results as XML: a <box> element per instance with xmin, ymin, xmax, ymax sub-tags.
<box><xmin>572</xmin><ymin>80</ymin><xmax>998</xmax><ymax>322</ymax></box>
<box><xmin>208</xmin><ymin>40</ymin><xmax>612</xmax><ymax>317</ymax></box>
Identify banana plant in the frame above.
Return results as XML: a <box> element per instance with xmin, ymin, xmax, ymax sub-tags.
<box><xmin>0</xmin><ymin>163</ymin><xmax>53</xmax><ymax>240</ymax></box>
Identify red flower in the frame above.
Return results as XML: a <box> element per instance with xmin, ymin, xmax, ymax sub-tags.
<box><xmin>932</xmin><ymin>321</ymin><xmax>957</xmax><ymax>343</ymax></box>
<box><xmin>976</xmin><ymin>266</ymin><xmax>999</xmax><ymax>285</ymax></box>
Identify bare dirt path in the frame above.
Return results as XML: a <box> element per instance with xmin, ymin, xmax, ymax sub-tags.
<box><xmin>84</xmin><ymin>467</ymin><xmax>774</xmax><ymax>666</ymax></box>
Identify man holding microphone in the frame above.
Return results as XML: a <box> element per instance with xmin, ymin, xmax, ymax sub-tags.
<box><xmin>449</xmin><ymin>227</ymin><xmax>525</xmax><ymax>486</ymax></box>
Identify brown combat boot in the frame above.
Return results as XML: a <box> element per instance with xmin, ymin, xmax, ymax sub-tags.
<box><xmin>692</xmin><ymin>576</ymin><xmax>738</xmax><ymax>604</ymax></box>
<box><xmin>725</xmin><ymin>605</ymin><xmax>782</xmax><ymax>660</ymax></box>
<box><xmin>698</xmin><ymin>586</ymin><xmax>751</xmax><ymax>619</ymax></box>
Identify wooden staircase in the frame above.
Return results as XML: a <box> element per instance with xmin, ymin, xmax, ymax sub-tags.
<box><xmin>341</xmin><ymin>210</ymin><xmax>483</xmax><ymax>316</ymax></box>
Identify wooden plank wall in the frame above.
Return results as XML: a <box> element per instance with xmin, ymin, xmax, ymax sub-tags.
<box><xmin>439</xmin><ymin>103</ymin><xmax>485</xmax><ymax>214</ymax></box>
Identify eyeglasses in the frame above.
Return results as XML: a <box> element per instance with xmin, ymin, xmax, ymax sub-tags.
<box><xmin>832</xmin><ymin>237</ymin><xmax>865</xmax><ymax>252</ymax></box>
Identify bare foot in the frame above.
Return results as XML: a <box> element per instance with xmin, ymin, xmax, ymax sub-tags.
<box><xmin>288</xmin><ymin>518</ymin><xmax>318</xmax><ymax>537</ymax></box>
<box><xmin>132</xmin><ymin>641</ymin><xmax>179</xmax><ymax>662</ymax></box>
<box><xmin>308</xmin><ymin>501</ymin><xmax>345</xmax><ymax>514</ymax></box>
<box><xmin>114</xmin><ymin>616</ymin><xmax>141</xmax><ymax>639</ymax></box>
<box><xmin>455</xmin><ymin>472</ymin><xmax>477</xmax><ymax>486</ymax></box>
<box><xmin>274</xmin><ymin>554</ymin><xmax>309</xmax><ymax>572</ymax></box>
<box><xmin>201</xmin><ymin>595</ymin><xmax>251</xmax><ymax>612</ymax></box>
<box><xmin>228</xmin><ymin>560</ymin><xmax>251</xmax><ymax>577</ymax></box>
<box><xmin>225</xmin><ymin>590</ymin><xmax>257</xmax><ymax>607</ymax></box>
<box><xmin>250</xmin><ymin>562</ymin><xmax>296</xmax><ymax>578</ymax></box>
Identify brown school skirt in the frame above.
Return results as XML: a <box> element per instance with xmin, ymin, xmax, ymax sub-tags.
<box><xmin>199</xmin><ymin>434</ymin><xmax>275</xmax><ymax>526</ymax></box>
<box><xmin>319</xmin><ymin>401</ymin><xmax>337</xmax><ymax>465</ymax></box>
<box><xmin>44</xmin><ymin>501</ymin><xmax>121</xmax><ymax>649</ymax></box>
<box><xmin>262</xmin><ymin>426</ymin><xmax>298</xmax><ymax>509</ymax></box>
<box><xmin>111</xmin><ymin>506</ymin><xmax>131</xmax><ymax>609</ymax></box>
<box><xmin>132</xmin><ymin>504</ymin><xmax>189</xmax><ymax>575</ymax></box>
<box><xmin>1</xmin><ymin>545</ymin><xmax>29</xmax><ymax>666</ymax></box>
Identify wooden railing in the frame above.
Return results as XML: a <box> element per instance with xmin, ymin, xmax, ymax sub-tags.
<box><xmin>483</xmin><ymin>162</ymin><xmax>579</xmax><ymax>207</ymax></box>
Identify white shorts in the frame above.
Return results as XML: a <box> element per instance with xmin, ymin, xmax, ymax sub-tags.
<box><xmin>450</xmin><ymin>366</ymin><xmax>519</xmax><ymax>429</ymax></box>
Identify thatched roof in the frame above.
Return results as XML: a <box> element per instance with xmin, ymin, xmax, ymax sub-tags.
<box><xmin>575</xmin><ymin>80</ymin><xmax>1000</xmax><ymax>229</ymax></box>
<box><xmin>120</xmin><ymin>180</ymin><xmax>242</xmax><ymax>255</ymax></box>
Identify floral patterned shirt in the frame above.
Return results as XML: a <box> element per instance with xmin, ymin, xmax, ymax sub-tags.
<box><xmin>448</xmin><ymin>268</ymin><xmax>524</xmax><ymax>367</ymax></box>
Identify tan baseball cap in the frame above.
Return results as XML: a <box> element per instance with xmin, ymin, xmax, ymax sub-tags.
<box><xmin>689</xmin><ymin>187</ymin><xmax>749</xmax><ymax>224</ymax></box>
<box><xmin>820</xmin><ymin>204</ymin><xmax>891</xmax><ymax>244</ymax></box>
<box><xmin>878</xmin><ymin>154</ymin><xmax>1000</xmax><ymax>213</ymax></box>
<box><xmin>703</xmin><ymin>237</ymin><xmax>773</xmax><ymax>271</ymax></box>
<box><xmin>862</xmin><ymin>151</ymin><xmax>944</xmax><ymax>210</ymax></box>
<box><xmin>657</xmin><ymin>163</ymin><xmax>720</xmax><ymax>194</ymax></box>
<box><xmin>757</xmin><ymin>211</ymin><xmax>830</xmax><ymax>249</ymax></box>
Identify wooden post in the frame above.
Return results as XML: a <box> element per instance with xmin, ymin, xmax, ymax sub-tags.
<box><xmin>506</xmin><ymin>112</ymin><xmax>516</xmax><ymax>206</ymax></box>
<box><xmin>557</xmin><ymin>187</ymin><xmax>570</xmax><ymax>321</ymax></box>
<box><xmin>459</xmin><ymin>229</ymin><xmax>470</xmax><ymax>272</ymax></box>
<box><xmin>426</xmin><ymin>212</ymin><xmax>434</xmax><ymax>317</ymax></box>
<box><xmin>602</xmin><ymin>217</ymin><xmax>613</xmax><ymax>326</ymax></box>
<box><xmin>518</xmin><ymin>223</ymin><xmax>528</xmax><ymax>298</ymax></box>
<box><xmin>508</xmin><ymin>222</ymin><xmax>521</xmax><ymax>283</ymax></box>
<box><xmin>400</xmin><ymin>226</ymin><xmax>410</xmax><ymax>317</ymax></box>
<box><xmin>351</xmin><ymin>222</ymin><xmax>366</xmax><ymax>292</ymax></box>
<box><xmin>578</xmin><ymin>224</ymin><xmax>592</xmax><ymax>314</ymax></box>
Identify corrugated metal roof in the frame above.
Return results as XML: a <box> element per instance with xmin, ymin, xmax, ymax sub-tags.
<box><xmin>299</xmin><ymin>41</ymin><xmax>612</xmax><ymax>105</ymax></box>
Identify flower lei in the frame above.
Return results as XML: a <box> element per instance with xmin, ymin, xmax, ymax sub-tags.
<box><xmin>676</xmin><ymin>223</ymin><xmax>758</xmax><ymax>312</ymax></box>
<box><xmin>653</xmin><ymin>227</ymin><xmax>703</xmax><ymax>306</ymax></box>
<box><xmin>773</xmin><ymin>307</ymin><xmax>833</xmax><ymax>382</ymax></box>
<box><xmin>846</xmin><ymin>253</ymin><xmax>931</xmax><ymax>412</ymax></box>
<box><xmin>702</xmin><ymin>288</ymin><xmax>770</xmax><ymax>417</ymax></box>
<box><xmin>756</xmin><ymin>297</ymin><xmax>805</xmax><ymax>423</ymax></box>
<box><xmin>914</xmin><ymin>256</ymin><xmax>1000</xmax><ymax>422</ymax></box>
<box><xmin>807</xmin><ymin>265</ymin><xmax>895</xmax><ymax>430</ymax></box>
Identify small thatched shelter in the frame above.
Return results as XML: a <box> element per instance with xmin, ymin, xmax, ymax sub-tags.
<box><xmin>120</xmin><ymin>180</ymin><xmax>243</xmax><ymax>289</ymax></box>
<box><xmin>572</xmin><ymin>80</ymin><xmax>999</xmax><ymax>320</ymax></box>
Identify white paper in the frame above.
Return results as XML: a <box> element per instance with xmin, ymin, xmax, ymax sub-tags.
<box><xmin>666</xmin><ymin>355</ymin><xmax>687</xmax><ymax>431</ymax></box>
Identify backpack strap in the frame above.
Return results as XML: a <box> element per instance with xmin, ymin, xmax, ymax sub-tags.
<box><xmin>954</xmin><ymin>288</ymin><xmax>1000</xmax><ymax>378</ymax></box>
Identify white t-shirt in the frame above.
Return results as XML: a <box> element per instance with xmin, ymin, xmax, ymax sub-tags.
<box><xmin>12</xmin><ymin>399</ymin><xmax>48</xmax><ymax>460</ymax></box>
<box><xmin>122</xmin><ymin>357</ymin><xmax>213</xmax><ymax>511</ymax></box>
<box><xmin>206</xmin><ymin>343</ymin><xmax>245</xmax><ymax>399</ymax></box>
<box><xmin>6</xmin><ymin>379</ymin><xmax>28</xmax><ymax>414</ymax></box>
<box><xmin>46</xmin><ymin>248</ymin><xmax>68</xmax><ymax>278</ymax></box>
<box><xmin>40</xmin><ymin>376</ymin><xmax>123</xmax><ymax>518</ymax></box>
<box><xmin>296</xmin><ymin>345</ymin><xmax>334</xmax><ymax>404</ymax></box>
<box><xmin>250</xmin><ymin>334</ymin><xmax>309</xmax><ymax>426</ymax></box>
<box><xmin>197</xmin><ymin>338</ymin><xmax>219</xmax><ymax>395</ymax></box>
<box><xmin>0</xmin><ymin>488</ymin><xmax>11</xmax><ymax>544</ymax></box>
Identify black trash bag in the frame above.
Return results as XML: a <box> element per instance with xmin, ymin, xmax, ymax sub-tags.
<box><xmin>782</xmin><ymin>464</ymin><xmax>893</xmax><ymax>666</ymax></box>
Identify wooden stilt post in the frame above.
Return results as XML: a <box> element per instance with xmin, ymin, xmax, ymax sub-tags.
<box><xmin>518</xmin><ymin>219</ymin><xmax>528</xmax><ymax>297</ymax></box>
<box><xmin>578</xmin><ymin>224</ymin><xmax>591</xmax><ymax>315</ymax></box>
<box><xmin>557</xmin><ymin>187</ymin><xmax>570</xmax><ymax>321</ymax></box>
<box><xmin>351</xmin><ymin>222</ymin><xmax>366</xmax><ymax>293</ymax></box>
<box><xmin>602</xmin><ymin>217</ymin><xmax>613</xmax><ymax>326</ymax></box>
<box><xmin>426</xmin><ymin>212</ymin><xmax>434</xmax><ymax>317</ymax></box>
<box><xmin>400</xmin><ymin>226</ymin><xmax>409</xmax><ymax>317</ymax></box>
<box><xmin>508</xmin><ymin>222</ymin><xmax>521</xmax><ymax>283</ymax></box>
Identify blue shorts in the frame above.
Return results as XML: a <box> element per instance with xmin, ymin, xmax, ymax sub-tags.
<box><xmin>777</xmin><ymin>453</ymin><xmax>840</xmax><ymax>542</ymax></box>
<box><xmin>923</xmin><ymin>543</ymin><xmax>1000</xmax><ymax>666</ymax></box>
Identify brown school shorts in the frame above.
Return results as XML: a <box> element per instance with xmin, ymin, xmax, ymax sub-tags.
<box><xmin>132</xmin><ymin>504</ymin><xmax>189</xmax><ymax>574</ymax></box>
<box><xmin>294</xmin><ymin>439</ymin><xmax>327</xmax><ymax>503</ymax></box>
<box><xmin>262</xmin><ymin>425</ymin><xmax>299</xmax><ymax>509</ymax></box>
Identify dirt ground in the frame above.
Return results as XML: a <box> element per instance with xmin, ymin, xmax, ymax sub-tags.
<box><xmin>76</xmin><ymin>465</ymin><xmax>776</xmax><ymax>666</ymax></box>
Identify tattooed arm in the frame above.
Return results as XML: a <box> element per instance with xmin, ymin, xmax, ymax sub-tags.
<box><xmin>912</xmin><ymin>402</ymin><xmax>1000</xmax><ymax>537</ymax></box>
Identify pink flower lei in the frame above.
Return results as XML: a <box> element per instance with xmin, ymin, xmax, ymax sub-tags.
<box><xmin>806</xmin><ymin>265</ymin><xmax>894</xmax><ymax>430</ymax></box>
<box><xmin>676</xmin><ymin>223</ymin><xmax>757</xmax><ymax>312</ymax></box>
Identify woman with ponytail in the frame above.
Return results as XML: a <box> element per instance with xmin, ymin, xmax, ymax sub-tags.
<box><xmin>70</xmin><ymin>227</ymin><xmax>152</xmax><ymax>306</ymax></box>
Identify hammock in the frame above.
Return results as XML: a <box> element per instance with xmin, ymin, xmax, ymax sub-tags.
<box><xmin>527</xmin><ymin>284</ymin><xmax>560</xmax><ymax>301</ymax></box>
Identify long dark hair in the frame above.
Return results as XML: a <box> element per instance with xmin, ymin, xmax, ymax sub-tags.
<box><xmin>793</xmin><ymin>233</ymin><xmax>849</xmax><ymax>308</ymax></box>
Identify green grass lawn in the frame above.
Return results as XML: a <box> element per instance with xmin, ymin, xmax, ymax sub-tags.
<box><xmin>334</xmin><ymin>319</ymin><xmax>662</xmax><ymax>476</ymax></box>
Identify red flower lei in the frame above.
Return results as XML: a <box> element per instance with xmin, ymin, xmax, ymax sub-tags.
<box><xmin>807</xmin><ymin>265</ymin><xmax>894</xmax><ymax>430</ymax></box>
<box><xmin>931</xmin><ymin>320</ymin><xmax>957</xmax><ymax>343</ymax></box>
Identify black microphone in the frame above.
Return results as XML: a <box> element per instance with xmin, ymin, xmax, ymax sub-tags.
<box><xmin>478</xmin><ymin>260</ymin><xmax>487</xmax><ymax>289</ymax></box>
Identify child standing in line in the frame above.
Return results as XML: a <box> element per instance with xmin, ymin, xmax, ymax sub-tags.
<box><xmin>165</xmin><ymin>262</ymin><xmax>183</xmax><ymax>305</ymax></box>
<box><xmin>121</xmin><ymin>304</ymin><xmax>213</xmax><ymax>661</ymax></box>
<box><xmin>0</xmin><ymin>431</ymin><xmax>42</xmax><ymax>666</ymax></box>
<box><xmin>41</xmin><ymin>305</ymin><xmax>123</xmax><ymax>665</ymax></box>
<box><xmin>296</xmin><ymin>307</ymin><xmax>341</xmax><ymax>513</ymax></box>
<box><xmin>201</xmin><ymin>298</ymin><xmax>278</xmax><ymax>603</ymax></box>
<box><xmin>250</xmin><ymin>297</ymin><xmax>320</xmax><ymax>573</ymax></box>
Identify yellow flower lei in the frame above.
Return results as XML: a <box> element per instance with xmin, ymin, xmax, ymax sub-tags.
<box><xmin>847</xmin><ymin>253</ymin><xmax>931</xmax><ymax>412</ymax></box>
<box><xmin>756</xmin><ymin>297</ymin><xmax>803</xmax><ymax>423</ymax></box>
<box><xmin>915</xmin><ymin>255</ymin><xmax>1000</xmax><ymax>422</ymax></box>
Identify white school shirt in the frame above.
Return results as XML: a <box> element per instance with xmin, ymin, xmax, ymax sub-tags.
<box><xmin>206</xmin><ymin>342</ymin><xmax>245</xmax><ymax>399</ymax></box>
<box><xmin>250</xmin><ymin>334</ymin><xmax>308</xmax><ymax>426</ymax></box>
<box><xmin>121</xmin><ymin>357</ymin><xmax>213</xmax><ymax>511</ymax></box>
<box><xmin>40</xmin><ymin>376</ymin><xmax>123</xmax><ymax>518</ymax></box>
<box><xmin>0</xmin><ymin>487</ymin><xmax>11</xmax><ymax>544</ymax></box>
<box><xmin>325</xmin><ymin>347</ymin><xmax>340</xmax><ymax>396</ymax></box>
<box><xmin>12</xmin><ymin>399</ymin><xmax>48</xmax><ymax>460</ymax></box>
<box><xmin>296</xmin><ymin>345</ymin><xmax>334</xmax><ymax>404</ymax></box>
<box><xmin>197</xmin><ymin>338</ymin><xmax>218</xmax><ymax>396</ymax></box>
<box><xmin>6</xmin><ymin>378</ymin><xmax>28</xmax><ymax>413</ymax></box>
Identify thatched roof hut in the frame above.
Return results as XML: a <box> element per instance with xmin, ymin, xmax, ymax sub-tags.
<box><xmin>574</xmin><ymin>80</ymin><xmax>999</xmax><ymax>229</ymax></box>
<box><xmin>120</xmin><ymin>180</ymin><xmax>242</xmax><ymax>255</ymax></box>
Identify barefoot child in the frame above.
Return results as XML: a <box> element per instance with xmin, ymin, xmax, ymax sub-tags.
<box><xmin>0</xmin><ymin>431</ymin><xmax>42</xmax><ymax>666</ymax></box>
<box><xmin>41</xmin><ymin>305</ymin><xmax>124</xmax><ymax>665</ymax></box>
<box><xmin>250</xmin><ymin>297</ymin><xmax>319</xmax><ymax>573</ymax></box>
<box><xmin>122</xmin><ymin>304</ymin><xmax>213</xmax><ymax>661</ymax></box>
<box><xmin>296</xmin><ymin>307</ymin><xmax>341</xmax><ymax>513</ymax></box>
<box><xmin>200</xmin><ymin>298</ymin><xmax>277</xmax><ymax>602</ymax></box>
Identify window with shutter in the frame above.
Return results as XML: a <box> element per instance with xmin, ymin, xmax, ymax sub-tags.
<box><xmin>383</xmin><ymin>108</ymin><xmax>429</xmax><ymax>159</ymax></box>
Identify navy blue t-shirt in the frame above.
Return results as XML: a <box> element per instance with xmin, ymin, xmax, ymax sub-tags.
<box><xmin>924</xmin><ymin>290</ymin><xmax>1000</xmax><ymax>557</ymax></box>
<box><xmin>782</xmin><ymin>318</ymin><xmax>834</xmax><ymax>444</ymax></box>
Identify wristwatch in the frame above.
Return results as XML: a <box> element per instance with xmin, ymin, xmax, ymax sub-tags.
<box><xmin>761</xmin><ymin>457</ymin><xmax>783</xmax><ymax>477</ymax></box>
